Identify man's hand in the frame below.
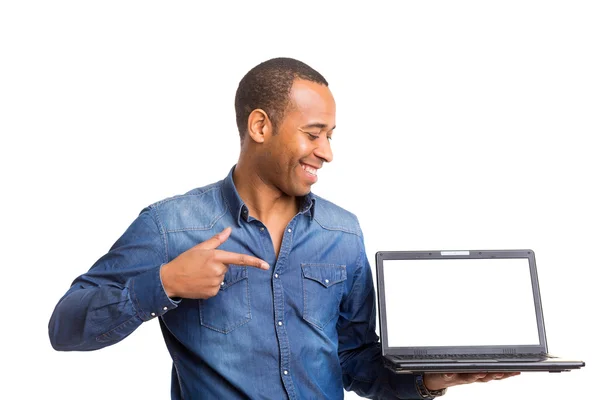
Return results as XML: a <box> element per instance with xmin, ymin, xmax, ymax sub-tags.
<box><xmin>160</xmin><ymin>227</ymin><xmax>269</xmax><ymax>299</ymax></box>
<box><xmin>424</xmin><ymin>372</ymin><xmax>520</xmax><ymax>391</ymax></box>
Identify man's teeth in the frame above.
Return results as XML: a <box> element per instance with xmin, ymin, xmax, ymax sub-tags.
<box><xmin>302</xmin><ymin>164</ymin><xmax>318</xmax><ymax>176</ymax></box>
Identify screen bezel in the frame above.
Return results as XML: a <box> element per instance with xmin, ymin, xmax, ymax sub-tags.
<box><xmin>375</xmin><ymin>249</ymin><xmax>548</xmax><ymax>356</ymax></box>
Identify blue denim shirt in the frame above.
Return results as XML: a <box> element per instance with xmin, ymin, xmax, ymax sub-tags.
<box><xmin>49</xmin><ymin>166</ymin><xmax>423</xmax><ymax>399</ymax></box>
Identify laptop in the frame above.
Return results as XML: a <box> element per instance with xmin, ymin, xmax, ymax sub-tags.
<box><xmin>375</xmin><ymin>249</ymin><xmax>585</xmax><ymax>373</ymax></box>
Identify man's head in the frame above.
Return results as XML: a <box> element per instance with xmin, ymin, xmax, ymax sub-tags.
<box><xmin>235</xmin><ymin>57</ymin><xmax>336</xmax><ymax>197</ymax></box>
<box><xmin>235</xmin><ymin>57</ymin><xmax>329</xmax><ymax>141</ymax></box>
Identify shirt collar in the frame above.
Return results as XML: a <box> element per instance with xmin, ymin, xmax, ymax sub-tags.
<box><xmin>299</xmin><ymin>192</ymin><xmax>317</xmax><ymax>220</ymax></box>
<box><xmin>222</xmin><ymin>165</ymin><xmax>317</xmax><ymax>227</ymax></box>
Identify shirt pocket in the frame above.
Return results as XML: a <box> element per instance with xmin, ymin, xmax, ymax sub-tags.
<box><xmin>199</xmin><ymin>266</ymin><xmax>251</xmax><ymax>334</ymax></box>
<box><xmin>301</xmin><ymin>263</ymin><xmax>347</xmax><ymax>330</ymax></box>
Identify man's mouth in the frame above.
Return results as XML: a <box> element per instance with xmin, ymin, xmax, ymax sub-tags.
<box><xmin>301</xmin><ymin>163</ymin><xmax>318</xmax><ymax>176</ymax></box>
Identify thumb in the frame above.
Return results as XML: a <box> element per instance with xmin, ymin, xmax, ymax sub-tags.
<box><xmin>442</xmin><ymin>373</ymin><xmax>456</xmax><ymax>381</ymax></box>
<box><xmin>196</xmin><ymin>227</ymin><xmax>232</xmax><ymax>250</ymax></box>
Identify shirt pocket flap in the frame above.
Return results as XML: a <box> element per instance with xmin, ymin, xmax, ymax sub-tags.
<box><xmin>221</xmin><ymin>266</ymin><xmax>248</xmax><ymax>290</ymax></box>
<box><xmin>301</xmin><ymin>263</ymin><xmax>347</xmax><ymax>288</ymax></box>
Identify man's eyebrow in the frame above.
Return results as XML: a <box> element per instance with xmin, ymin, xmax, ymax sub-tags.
<box><xmin>300</xmin><ymin>123</ymin><xmax>336</xmax><ymax>131</ymax></box>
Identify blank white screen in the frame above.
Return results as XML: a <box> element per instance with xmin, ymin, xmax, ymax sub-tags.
<box><xmin>383</xmin><ymin>257</ymin><xmax>540</xmax><ymax>347</ymax></box>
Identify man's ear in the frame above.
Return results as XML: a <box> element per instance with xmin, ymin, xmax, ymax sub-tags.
<box><xmin>246</xmin><ymin>109</ymin><xmax>272</xmax><ymax>144</ymax></box>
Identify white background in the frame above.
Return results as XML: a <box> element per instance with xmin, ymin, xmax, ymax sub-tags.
<box><xmin>1</xmin><ymin>1</ymin><xmax>597</xmax><ymax>399</ymax></box>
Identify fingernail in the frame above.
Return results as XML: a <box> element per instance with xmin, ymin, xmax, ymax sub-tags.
<box><xmin>261</xmin><ymin>262</ymin><xmax>270</xmax><ymax>269</ymax></box>
<box><xmin>495</xmin><ymin>374</ymin><xmax>503</xmax><ymax>378</ymax></box>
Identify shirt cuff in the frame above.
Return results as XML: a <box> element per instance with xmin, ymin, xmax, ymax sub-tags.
<box><xmin>129</xmin><ymin>264</ymin><xmax>179</xmax><ymax>321</ymax></box>
<box><xmin>388</xmin><ymin>372</ymin><xmax>427</xmax><ymax>399</ymax></box>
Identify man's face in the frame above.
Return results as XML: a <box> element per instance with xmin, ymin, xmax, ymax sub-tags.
<box><xmin>261</xmin><ymin>79</ymin><xmax>336</xmax><ymax>197</ymax></box>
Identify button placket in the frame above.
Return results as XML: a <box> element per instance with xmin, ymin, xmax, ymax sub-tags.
<box><xmin>268</xmin><ymin>217</ymin><xmax>299</xmax><ymax>399</ymax></box>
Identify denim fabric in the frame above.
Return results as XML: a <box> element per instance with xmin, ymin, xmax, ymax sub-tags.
<box><xmin>49</xmin><ymin>166</ymin><xmax>422</xmax><ymax>399</ymax></box>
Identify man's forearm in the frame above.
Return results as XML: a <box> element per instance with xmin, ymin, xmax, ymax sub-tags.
<box><xmin>49</xmin><ymin>264</ymin><xmax>177</xmax><ymax>351</ymax></box>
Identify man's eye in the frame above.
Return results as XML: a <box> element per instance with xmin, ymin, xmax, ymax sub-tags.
<box><xmin>307</xmin><ymin>133</ymin><xmax>319</xmax><ymax>140</ymax></box>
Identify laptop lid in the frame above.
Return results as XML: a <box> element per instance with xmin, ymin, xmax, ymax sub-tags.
<box><xmin>375</xmin><ymin>249</ymin><xmax>549</xmax><ymax>357</ymax></box>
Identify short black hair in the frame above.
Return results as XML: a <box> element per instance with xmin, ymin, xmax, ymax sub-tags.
<box><xmin>235</xmin><ymin>57</ymin><xmax>328</xmax><ymax>141</ymax></box>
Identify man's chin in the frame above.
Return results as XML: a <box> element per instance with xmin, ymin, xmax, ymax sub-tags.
<box><xmin>286</xmin><ymin>184</ymin><xmax>312</xmax><ymax>198</ymax></box>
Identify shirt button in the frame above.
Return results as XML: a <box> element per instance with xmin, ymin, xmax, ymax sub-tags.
<box><xmin>221</xmin><ymin>281</ymin><xmax>225</xmax><ymax>286</ymax></box>
<box><xmin>278</xmin><ymin>321</ymin><xmax>283</xmax><ymax>326</ymax></box>
<box><xmin>283</xmin><ymin>370</ymin><xmax>289</xmax><ymax>375</ymax></box>
<box><xmin>274</xmin><ymin>274</ymin><xmax>279</xmax><ymax>278</ymax></box>
<box><xmin>325</xmin><ymin>279</ymin><xmax>329</xmax><ymax>284</ymax></box>
<box><xmin>163</xmin><ymin>306</ymin><xmax>168</xmax><ymax>311</ymax></box>
<box><xmin>150</xmin><ymin>312</ymin><xmax>156</xmax><ymax>317</ymax></box>
<box><xmin>260</xmin><ymin>227</ymin><xmax>265</xmax><ymax>232</ymax></box>
<box><xmin>287</xmin><ymin>228</ymin><xmax>292</xmax><ymax>233</ymax></box>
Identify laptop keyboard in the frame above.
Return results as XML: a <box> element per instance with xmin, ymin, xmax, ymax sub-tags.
<box><xmin>394</xmin><ymin>353</ymin><xmax>549</xmax><ymax>361</ymax></box>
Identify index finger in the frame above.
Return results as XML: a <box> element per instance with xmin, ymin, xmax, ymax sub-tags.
<box><xmin>214</xmin><ymin>250</ymin><xmax>270</xmax><ymax>270</ymax></box>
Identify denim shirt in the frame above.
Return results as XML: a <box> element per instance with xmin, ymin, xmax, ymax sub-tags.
<box><xmin>49</xmin><ymin>166</ymin><xmax>424</xmax><ymax>400</ymax></box>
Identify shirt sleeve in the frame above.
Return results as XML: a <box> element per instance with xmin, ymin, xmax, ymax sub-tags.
<box><xmin>337</xmin><ymin>232</ymin><xmax>424</xmax><ymax>399</ymax></box>
<box><xmin>48</xmin><ymin>206</ymin><xmax>178</xmax><ymax>351</ymax></box>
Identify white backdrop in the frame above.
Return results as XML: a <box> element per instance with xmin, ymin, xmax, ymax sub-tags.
<box><xmin>1</xmin><ymin>1</ymin><xmax>597</xmax><ymax>399</ymax></box>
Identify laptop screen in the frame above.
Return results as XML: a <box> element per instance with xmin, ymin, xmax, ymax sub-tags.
<box><xmin>382</xmin><ymin>257</ymin><xmax>540</xmax><ymax>347</ymax></box>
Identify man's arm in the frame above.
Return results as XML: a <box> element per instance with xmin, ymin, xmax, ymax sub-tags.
<box><xmin>48</xmin><ymin>207</ymin><xmax>177</xmax><ymax>351</ymax></box>
<box><xmin>337</xmin><ymin>240</ymin><xmax>423</xmax><ymax>399</ymax></box>
<box><xmin>337</xmin><ymin>230</ymin><xmax>520</xmax><ymax>399</ymax></box>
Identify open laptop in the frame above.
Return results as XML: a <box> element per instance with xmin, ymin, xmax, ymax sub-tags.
<box><xmin>375</xmin><ymin>249</ymin><xmax>585</xmax><ymax>373</ymax></box>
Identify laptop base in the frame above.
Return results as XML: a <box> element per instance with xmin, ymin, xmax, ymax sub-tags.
<box><xmin>384</xmin><ymin>356</ymin><xmax>585</xmax><ymax>374</ymax></box>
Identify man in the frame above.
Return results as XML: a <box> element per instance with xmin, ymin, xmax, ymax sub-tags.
<box><xmin>49</xmin><ymin>57</ymin><xmax>517</xmax><ymax>399</ymax></box>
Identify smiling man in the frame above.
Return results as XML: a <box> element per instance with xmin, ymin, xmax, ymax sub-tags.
<box><xmin>49</xmin><ymin>57</ymin><xmax>517</xmax><ymax>399</ymax></box>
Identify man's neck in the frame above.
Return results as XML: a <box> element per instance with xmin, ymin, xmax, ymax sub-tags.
<box><xmin>232</xmin><ymin>162</ymin><xmax>299</xmax><ymax>225</ymax></box>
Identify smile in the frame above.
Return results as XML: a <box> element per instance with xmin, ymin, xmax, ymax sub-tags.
<box><xmin>301</xmin><ymin>163</ymin><xmax>318</xmax><ymax>176</ymax></box>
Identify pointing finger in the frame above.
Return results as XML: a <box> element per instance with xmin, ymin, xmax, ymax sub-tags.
<box><xmin>196</xmin><ymin>227</ymin><xmax>232</xmax><ymax>250</ymax></box>
<box><xmin>215</xmin><ymin>250</ymin><xmax>270</xmax><ymax>270</ymax></box>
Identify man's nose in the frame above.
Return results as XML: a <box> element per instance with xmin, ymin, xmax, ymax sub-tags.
<box><xmin>314</xmin><ymin>137</ymin><xmax>333</xmax><ymax>163</ymax></box>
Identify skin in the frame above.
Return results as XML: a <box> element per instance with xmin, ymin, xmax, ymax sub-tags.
<box><xmin>233</xmin><ymin>79</ymin><xmax>335</xmax><ymax>256</ymax></box>
<box><xmin>424</xmin><ymin>371</ymin><xmax>520</xmax><ymax>391</ymax></box>
<box><xmin>160</xmin><ymin>78</ymin><xmax>520</xmax><ymax>392</ymax></box>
